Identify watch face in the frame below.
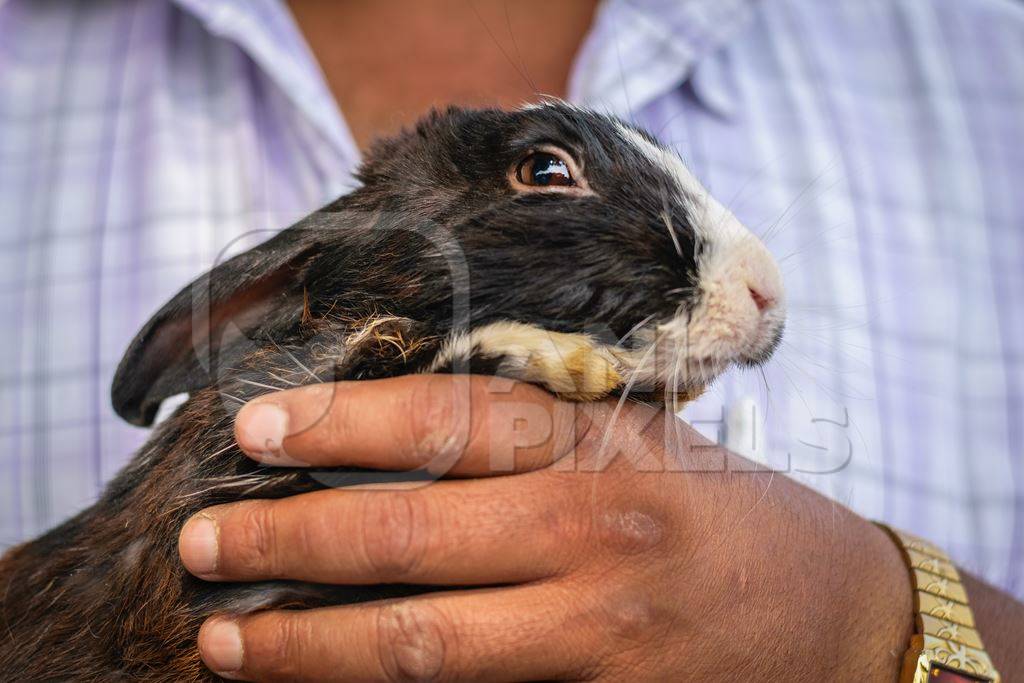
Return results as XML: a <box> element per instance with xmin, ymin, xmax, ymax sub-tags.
<box><xmin>928</xmin><ymin>664</ymin><xmax>991</xmax><ymax>682</ymax></box>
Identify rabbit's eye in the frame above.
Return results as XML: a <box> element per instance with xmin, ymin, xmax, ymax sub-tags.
<box><xmin>515</xmin><ymin>152</ymin><xmax>576</xmax><ymax>187</ymax></box>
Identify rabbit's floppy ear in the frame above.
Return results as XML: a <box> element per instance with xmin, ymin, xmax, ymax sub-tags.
<box><xmin>111</xmin><ymin>226</ymin><xmax>321</xmax><ymax>427</ymax></box>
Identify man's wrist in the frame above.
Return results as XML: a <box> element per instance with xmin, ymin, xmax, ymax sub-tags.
<box><xmin>876</xmin><ymin>526</ymin><xmax>1015</xmax><ymax>682</ymax></box>
<box><xmin>835</xmin><ymin>517</ymin><xmax>915</xmax><ymax>681</ymax></box>
<box><xmin>952</xmin><ymin>573</ymin><xmax>1022</xmax><ymax>680</ymax></box>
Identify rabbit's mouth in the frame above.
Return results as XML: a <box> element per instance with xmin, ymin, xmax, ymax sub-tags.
<box><xmin>612</xmin><ymin>203</ymin><xmax>787</xmax><ymax>398</ymax></box>
<box><xmin>608</xmin><ymin>257</ymin><xmax>786</xmax><ymax>400</ymax></box>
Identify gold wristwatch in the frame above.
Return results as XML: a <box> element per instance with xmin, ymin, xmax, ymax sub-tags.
<box><xmin>877</xmin><ymin>524</ymin><xmax>1001</xmax><ymax>683</ymax></box>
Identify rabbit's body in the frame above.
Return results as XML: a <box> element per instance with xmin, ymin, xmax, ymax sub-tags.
<box><xmin>0</xmin><ymin>104</ymin><xmax>785</xmax><ymax>681</ymax></box>
<box><xmin>0</xmin><ymin>323</ymin><xmax>412</xmax><ymax>681</ymax></box>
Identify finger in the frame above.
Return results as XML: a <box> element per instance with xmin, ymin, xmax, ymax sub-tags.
<box><xmin>233</xmin><ymin>374</ymin><xmax>588</xmax><ymax>475</ymax></box>
<box><xmin>198</xmin><ymin>584</ymin><xmax>601</xmax><ymax>682</ymax></box>
<box><xmin>179</xmin><ymin>474</ymin><xmax>582</xmax><ymax>584</ymax></box>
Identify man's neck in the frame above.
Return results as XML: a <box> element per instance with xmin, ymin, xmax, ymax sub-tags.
<box><xmin>287</xmin><ymin>0</ymin><xmax>598</xmax><ymax>151</ymax></box>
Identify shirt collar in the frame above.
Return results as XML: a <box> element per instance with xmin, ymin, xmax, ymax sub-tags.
<box><xmin>170</xmin><ymin>0</ymin><xmax>360</xmax><ymax>164</ymax></box>
<box><xmin>168</xmin><ymin>0</ymin><xmax>756</xmax><ymax>166</ymax></box>
<box><xmin>570</xmin><ymin>0</ymin><xmax>758</xmax><ymax>120</ymax></box>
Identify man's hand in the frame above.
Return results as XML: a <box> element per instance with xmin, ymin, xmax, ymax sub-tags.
<box><xmin>179</xmin><ymin>374</ymin><xmax>915</xmax><ymax>681</ymax></box>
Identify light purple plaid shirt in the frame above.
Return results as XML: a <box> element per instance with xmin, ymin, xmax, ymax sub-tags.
<box><xmin>2</xmin><ymin>0</ymin><xmax>1023</xmax><ymax>597</ymax></box>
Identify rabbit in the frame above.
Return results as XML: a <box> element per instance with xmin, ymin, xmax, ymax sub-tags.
<box><xmin>0</xmin><ymin>102</ymin><xmax>785</xmax><ymax>682</ymax></box>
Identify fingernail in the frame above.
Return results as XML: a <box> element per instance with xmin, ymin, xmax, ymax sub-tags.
<box><xmin>179</xmin><ymin>514</ymin><xmax>219</xmax><ymax>576</ymax></box>
<box><xmin>236</xmin><ymin>402</ymin><xmax>305</xmax><ymax>466</ymax></box>
<box><xmin>201</xmin><ymin>618</ymin><xmax>244</xmax><ymax>676</ymax></box>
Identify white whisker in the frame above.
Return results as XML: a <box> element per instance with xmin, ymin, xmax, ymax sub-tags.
<box><xmin>660</xmin><ymin>209</ymin><xmax>683</xmax><ymax>258</ymax></box>
<box><xmin>266</xmin><ymin>371</ymin><xmax>299</xmax><ymax>387</ymax></box>
<box><xmin>618</xmin><ymin>313</ymin><xmax>656</xmax><ymax>346</ymax></box>
<box><xmin>266</xmin><ymin>334</ymin><xmax>321</xmax><ymax>383</ymax></box>
<box><xmin>198</xmin><ymin>441</ymin><xmax>238</xmax><ymax>466</ymax></box>
<box><xmin>236</xmin><ymin>378</ymin><xmax>285</xmax><ymax>393</ymax></box>
<box><xmin>597</xmin><ymin>330</ymin><xmax>663</xmax><ymax>464</ymax></box>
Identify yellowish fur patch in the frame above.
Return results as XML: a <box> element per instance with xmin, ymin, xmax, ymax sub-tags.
<box><xmin>428</xmin><ymin>321</ymin><xmax>622</xmax><ymax>400</ymax></box>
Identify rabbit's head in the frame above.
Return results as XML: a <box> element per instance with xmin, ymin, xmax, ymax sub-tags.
<box><xmin>113</xmin><ymin>103</ymin><xmax>784</xmax><ymax>425</ymax></box>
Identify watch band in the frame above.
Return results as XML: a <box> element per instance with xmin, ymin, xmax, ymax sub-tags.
<box><xmin>877</xmin><ymin>524</ymin><xmax>1001</xmax><ymax>683</ymax></box>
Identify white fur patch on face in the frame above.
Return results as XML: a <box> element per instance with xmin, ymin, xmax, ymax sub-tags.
<box><xmin>616</xmin><ymin>124</ymin><xmax>786</xmax><ymax>387</ymax></box>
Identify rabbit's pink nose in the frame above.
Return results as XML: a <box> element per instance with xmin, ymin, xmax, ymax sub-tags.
<box><xmin>747</xmin><ymin>284</ymin><xmax>776</xmax><ymax>313</ymax></box>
